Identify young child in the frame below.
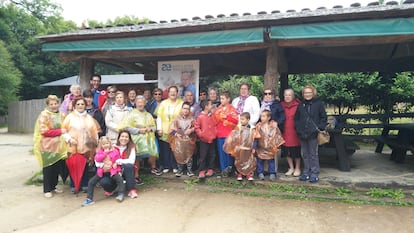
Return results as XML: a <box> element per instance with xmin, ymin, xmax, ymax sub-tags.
<box><xmin>255</xmin><ymin>110</ymin><xmax>285</xmax><ymax>181</ymax></box>
<box><xmin>195</xmin><ymin>100</ymin><xmax>217</xmax><ymax>178</ymax></box>
<box><xmin>223</xmin><ymin>112</ymin><xmax>256</xmax><ymax>181</ymax></box>
<box><xmin>170</xmin><ymin>102</ymin><xmax>196</xmax><ymax>177</ymax></box>
<box><xmin>82</xmin><ymin>136</ymin><xmax>125</xmax><ymax>206</ymax></box>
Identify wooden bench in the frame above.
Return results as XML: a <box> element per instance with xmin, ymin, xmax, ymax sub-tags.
<box><xmin>374</xmin><ymin>125</ymin><xmax>414</xmax><ymax>163</ymax></box>
<box><xmin>319</xmin><ymin>129</ymin><xmax>360</xmax><ymax>172</ymax></box>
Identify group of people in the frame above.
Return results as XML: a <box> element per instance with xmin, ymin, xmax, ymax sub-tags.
<box><xmin>33</xmin><ymin>73</ymin><xmax>327</xmax><ymax>207</ymax></box>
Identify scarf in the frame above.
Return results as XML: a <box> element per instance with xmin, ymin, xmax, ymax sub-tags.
<box><xmin>236</xmin><ymin>95</ymin><xmax>249</xmax><ymax>114</ymax></box>
<box><xmin>260</xmin><ymin>99</ymin><xmax>274</xmax><ymax>112</ymax></box>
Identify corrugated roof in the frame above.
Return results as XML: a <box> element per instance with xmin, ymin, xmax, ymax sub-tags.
<box><xmin>39</xmin><ymin>2</ymin><xmax>414</xmax><ymax>42</ymax></box>
<box><xmin>41</xmin><ymin>74</ymin><xmax>157</xmax><ymax>86</ymax></box>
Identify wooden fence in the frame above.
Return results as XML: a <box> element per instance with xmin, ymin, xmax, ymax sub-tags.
<box><xmin>8</xmin><ymin>99</ymin><xmax>45</xmax><ymax>133</ymax></box>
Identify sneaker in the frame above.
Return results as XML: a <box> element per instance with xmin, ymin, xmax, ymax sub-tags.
<box><xmin>246</xmin><ymin>173</ymin><xmax>254</xmax><ymax>181</ymax></box>
<box><xmin>128</xmin><ymin>190</ymin><xmax>138</xmax><ymax>199</ymax></box>
<box><xmin>206</xmin><ymin>169</ymin><xmax>214</xmax><ymax>177</ymax></box>
<box><xmin>237</xmin><ymin>173</ymin><xmax>243</xmax><ymax>181</ymax></box>
<box><xmin>269</xmin><ymin>174</ymin><xmax>276</xmax><ymax>181</ymax></box>
<box><xmin>299</xmin><ymin>174</ymin><xmax>310</xmax><ymax>181</ymax></box>
<box><xmin>175</xmin><ymin>170</ymin><xmax>183</xmax><ymax>177</ymax></box>
<box><xmin>53</xmin><ymin>188</ymin><xmax>63</xmax><ymax>194</ymax></box>
<box><xmin>222</xmin><ymin>169</ymin><xmax>229</xmax><ymax>178</ymax></box>
<box><xmin>81</xmin><ymin>198</ymin><xmax>94</xmax><ymax>206</ymax></box>
<box><xmin>151</xmin><ymin>168</ymin><xmax>163</xmax><ymax>176</ymax></box>
<box><xmin>187</xmin><ymin>171</ymin><xmax>194</xmax><ymax>177</ymax></box>
<box><xmin>293</xmin><ymin>169</ymin><xmax>301</xmax><ymax>177</ymax></box>
<box><xmin>173</xmin><ymin>169</ymin><xmax>178</xmax><ymax>173</ymax></box>
<box><xmin>199</xmin><ymin>170</ymin><xmax>206</xmax><ymax>178</ymax></box>
<box><xmin>135</xmin><ymin>177</ymin><xmax>144</xmax><ymax>186</ymax></box>
<box><xmin>285</xmin><ymin>168</ymin><xmax>294</xmax><ymax>176</ymax></box>
<box><xmin>104</xmin><ymin>191</ymin><xmax>114</xmax><ymax>197</ymax></box>
<box><xmin>309</xmin><ymin>176</ymin><xmax>319</xmax><ymax>183</ymax></box>
<box><xmin>44</xmin><ymin>192</ymin><xmax>53</xmax><ymax>198</ymax></box>
<box><xmin>116</xmin><ymin>193</ymin><xmax>124</xmax><ymax>202</ymax></box>
<box><xmin>258</xmin><ymin>173</ymin><xmax>265</xmax><ymax>180</ymax></box>
<box><xmin>70</xmin><ymin>187</ymin><xmax>75</xmax><ymax>193</ymax></box>
<box><xmin>162</xmin><ymin>169</ymin><xmax>170</xmax><ymax>173</ymax></box>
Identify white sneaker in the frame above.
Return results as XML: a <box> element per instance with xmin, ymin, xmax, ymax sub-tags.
<box><xmin>44</xmin><ymin>192</ymin><xmax>53</xmax><ymax>198</ymax></box>
<box><xmin>173</xmin><ymin>169</ymin><xmax>178</xmax><ymax>173</ymax></box>
<box><xmin>53</xmin><ymin>188</ymin><xmax>64</xmax><ymax>194</ymax></box>
<box><xmin>162</xmin><ymin>169</ymin><xmax>170</xmax><ymax>173</ymax></box>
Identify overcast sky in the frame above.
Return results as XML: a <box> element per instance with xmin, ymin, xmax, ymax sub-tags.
<box><xmin>53</xmin><ymin>0</ymin><xmax>376</xmax><ymax>25</ymax></box>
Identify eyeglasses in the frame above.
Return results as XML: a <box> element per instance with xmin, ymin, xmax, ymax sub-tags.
<box><xmin>153</xmin><ymin>93</ymin><xmax>162</xmax><ymax>96</ymax></box>
<box><xmin>264</xmin><ymin>92</ymin><xmax>272</xmax><ymax>95</ymax></box>
<box><xmin>108</xmin><ymin>91</ymin><xmax>116</xmax><ymax>93</ymax></box>
<box><xmin>199</xmin><ymin>93</ymin><xmax>207</xmax><ymax>96</ymax></box>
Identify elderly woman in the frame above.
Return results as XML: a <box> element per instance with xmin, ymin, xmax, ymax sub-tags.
<box><xmin>208</xmin><ymin>87</ymin><xmax>220</xmax><ymax>111</ymax></box>
<box><xmin>34</xmin><ymin>95</ymin><xmax>68</xmax><ymax>198</ymax></box>
<box><xmin>59</xmin><ymin>84</ymin><xmax>82</xmax><ymax>114</ymax></box>
<box><xmin>232</xmin><ymin>83</ymin><xmax>260</xmax><ymax>126</ymax></box>
<box><xmin>119</xmin><ymin>95</ymin><xmax>162</xmax><ymax>184</ymax></box>
<box><xmin>145</xmin><ymin>87</ymin><xmax>163</xmax><ymax>118</ymax></box>
<box><xmin>295</xmin><ymin>85</ymin><xmax>327</xmax><ymax>183</ymax></box>
<box><xmin>155</xmin><ymin>86</ymin><xmax>183</xmax><ymax>174</ymax></box>
<box><xmin>281</xmin><ymin>88</ymin><xmax>302</xmax><ymax>177</ymax></box>
<box><xmin>105</xmin><ymin>91</ymin><xmax>131</xmax><ymax>144</ymax></box>
<box><xmin>126</xmin><ymin>88</ymin><xmax>137</xmax><ymax>108</ymax></box>
<box><xmin>62</xmin><ymin>97</ymin><xmax>99</xmax><ymax>192</ymax></box>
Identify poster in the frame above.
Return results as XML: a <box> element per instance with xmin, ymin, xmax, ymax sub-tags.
<box><xmin>158</xmin><ymin>60</ymin><xmax>199</xmax><ymax>101</ymax></box>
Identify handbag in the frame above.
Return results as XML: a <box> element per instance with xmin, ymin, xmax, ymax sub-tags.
<box><xmin>303</xmin><ymin>106</ymin><xmax>330</xmax><ymax>145</ymax></box>
<box><xmin>317</xmin><ymin>130</ymin><xmax>330</xmax><ymax>145</ymax></box>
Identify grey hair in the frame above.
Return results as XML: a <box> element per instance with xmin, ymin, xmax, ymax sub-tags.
<box><xmin>135</xmin><ymin>95</ymin><xmax>146</xmax><ymax>101</ymax></box>
<box><xmin>284</xmin><ymin>88</ymin><xmax>295</xmax><ymax>96</ymax></box>
<box><xmin>69</xmin><ymin>84</ymin><xmax>81</xmax><ymax>93</ymax></box>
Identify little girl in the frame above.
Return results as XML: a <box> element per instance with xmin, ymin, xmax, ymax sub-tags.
<box><xmin>82</xmin><ymin>136</ymin><xmax>125</xmax><ymax>206</ymax></box>
<box><xmin>255</xmin><ymin>110</ymin><xmax>285</xmax><ymax>181</ymax></box>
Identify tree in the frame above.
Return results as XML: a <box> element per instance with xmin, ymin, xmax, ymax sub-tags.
<box><xmin>212</xmin><ymin>75</ymin><xmax>264</xmax><ymax>100</ymax></box>
<box><xmin>0</xmin><ymin>40</ymin><xmax>22</xmax><ymax>115</ymax></box>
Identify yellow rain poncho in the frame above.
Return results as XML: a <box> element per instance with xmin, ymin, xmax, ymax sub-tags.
<box><xmin>118</xmin><ymin>109</ymin><xmax>159</xmax><ymax>157</ymax></box>
<box><xmin>33</xmin><ymin>109</ymin><xmax>67</xmax><ymax>167</ymax></box>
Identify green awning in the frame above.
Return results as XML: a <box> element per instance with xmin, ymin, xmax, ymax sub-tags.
<box><xmin>270</xmin><ymin>18</ymin><xmax>414</xmax><ymax>39</ymax></box>
<box><xmin>42</xmin><ymin>28</ymin><xmax>264</xmax><ymax>51</ymax></box>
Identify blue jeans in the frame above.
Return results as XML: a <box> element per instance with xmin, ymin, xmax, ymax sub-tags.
<box><xmin>300</xmin><ymin>137</ymin><xmax>319</xmax><ymax>177</ymax></box>
<box><xmin>159</xmin><ymin>140</ymin><xmax>177</xmax><ymax>170</ymax></box>
<box><xmin>257</xmin><ymin>158</ymin><xmax>276</xmax><ymax>175</ymax></box>
<box><xmin>217</xmin><ymin>137</ymin><xmax>234</xmax><ymax>170</ymax></box>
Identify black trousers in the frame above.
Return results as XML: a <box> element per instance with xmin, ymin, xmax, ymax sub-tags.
<box><xmin>43</xmin><ymin>160</ymin><xmax>64</xmax><ymax>193</ymax></box>
<box><xmin>198</xmin><ymin>140</ymin><xmax>217</xmax><ymax>171</ymax></box>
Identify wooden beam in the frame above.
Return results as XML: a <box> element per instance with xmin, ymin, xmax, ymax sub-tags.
<box><xmin>276</xmin><ymin>35</ymin><xmax>414</xmax><ymax>48</ymax></box>
<box><xmin>264</xmin><ymin>43</ymin><xmax>281</xmax><ymax>94</ymax></box>
<box><xmin>59</xmin><ymin>43</ymin><xmax>269</xmax><ymax>62</ymax></box>
<box><xmin>79</xmin><ymin>58</ymin><xmax>95</xmax><ymax>90</ymax></box>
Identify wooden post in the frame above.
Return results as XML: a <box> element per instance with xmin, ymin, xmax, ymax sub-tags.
<box><xmin>280</xmin><ymin>72</ymin><xmax>288</xmax><ymax>100</ymax></box>
<box><xmin>264</xmin><ymin>44</ymin><xmax>287</xmax><ymax>96</ymax></box>
<box><xmin>79</xmin><ymin>58</ymin><xmax>95</xmax><ymax>91</ymax></box>
<box><xmin>264</xmin><ymin>45</ymin><xmax>279</xmax><ymax>94</ymax></box>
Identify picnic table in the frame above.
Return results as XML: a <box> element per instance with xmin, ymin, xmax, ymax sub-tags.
<box><xmin>321</xmin><ymin>128</ymin><xmax>359</xmax><ymax>172</ymax></box>
<box><xmin>375</xmin><ymin>123</ymin><xmax>414</xmax><ymax>163</ymax></box>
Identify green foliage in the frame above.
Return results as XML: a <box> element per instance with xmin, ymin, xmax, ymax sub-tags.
<box><xmin>366</xmin><ymin>187</ymin><xmax>405</xmax><ymax>200</ymax></box>
<box><xmin>0</xmin><ymin>40</ymin><xmax>22</xmax><ymax>114</ymax></box>
<box><xmin>212</xmin><ymin>75</ymin><xmax>264</xmax><ymax>100</ymax></box>
<box><xmin>88</xmin><ymin>15</ymin><xmax>149</xmax><ymax>28</ymax></box>
<box><xmin>335</xmin><ymin>187</ymin><xmax>353</xmax><ymax>197</ymax></box>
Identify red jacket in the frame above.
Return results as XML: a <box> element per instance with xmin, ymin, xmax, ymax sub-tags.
<box><xmin>214</xmin><ymin>104</ymin><xmax>238</xmax><ymax>138</ymax></box>
<box><xmin>281</xmin><ymin>98</ymin><xmax>301</xmax><ymax>147</ymax></box>
<box><xmin>195</xmin><ymin>112</ymin><xmax>217</xmax><ymax>143</ymax></box>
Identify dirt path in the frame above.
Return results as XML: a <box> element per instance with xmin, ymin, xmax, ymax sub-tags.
<box><xmin>1</xmin><ymin>132</ymin><xmax>414</xmax><ymax>233</ymax></box>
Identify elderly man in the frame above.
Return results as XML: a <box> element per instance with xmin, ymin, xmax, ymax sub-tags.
<box><xmin>180</xmin><ymin>70</ymin><xmax>196</xmax><ymax>98</ymax></box>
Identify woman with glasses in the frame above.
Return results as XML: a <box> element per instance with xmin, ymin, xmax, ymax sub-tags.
<box><xmin>261</xmin><ymin>88</ymin><xmax>285</xmax><ymax>128</ymax></box>
<box><xmin>102</xmin><ymin>86</ymin><xmax>117</xmax><ymax>117</ymax></box>
<box><xmin>145</xmin><ymin>88</ymin><xmax>163</xmax><ymax>118</ymax></box>
<box><xmin>294</xmin><ymin>85</ymin><xmax>327</xmax><ymax>183</ymax></box>
<box><xmin>105</xmin><ymin>91</ymin><xmax>131</xmax><ymax>144</ymax></box>
<box><xmin>231</xmin><ymin>83</ymin><xmax>260</xmax><ymax>127</ymax></box>
<box><xmin>62</xmin><ymin>97</ymin><xmax>100</xmax><ymax>193</ymax></box>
